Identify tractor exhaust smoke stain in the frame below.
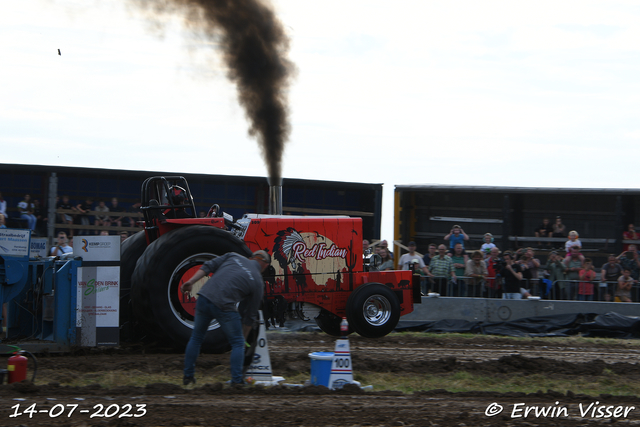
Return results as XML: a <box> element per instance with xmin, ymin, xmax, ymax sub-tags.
<box><xmin>132</xmin><ymin>0</ymin><xmax>294</xmax><ymax>184</ymax></box>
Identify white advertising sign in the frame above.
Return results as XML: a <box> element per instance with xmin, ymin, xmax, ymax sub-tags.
<box><xmin>0</xmin><ymin>229</ymin><xmax>31</xmax><ymax>257</ymax></box>
<box><xmin>74</xmin><ymin>236</ymin><xmax>120</xmax><ymax>262</ymax></box>
<box><xmin>76</xmin><ymin>266</ymin><xmax>120</xmax><ymax>346</ymax></box>
<box><xmin>29</xmin><ymin>237</ymin><xmax>48</xmax><ymax>258</ymax></box>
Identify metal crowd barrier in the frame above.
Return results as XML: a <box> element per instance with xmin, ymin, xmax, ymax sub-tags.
<box><xmin>548</xmin><ymin>280</ymin><xmax>639</xmax><ymax>302</ymax></box>
<box><xmin>423</xmin><ymin>275</ymin><xmax>493</xmax><ymax>298</ymax></box>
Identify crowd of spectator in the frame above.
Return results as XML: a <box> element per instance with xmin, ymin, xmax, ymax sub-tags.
<box><xmin>59</xmin><ymin>196</ymin><xmax>142</xmax><ymax>237</ymax></box>
<box><xmin>368</xmin><ymin>218</ymin><xmax>640</xmax><ymax>303</ymax></box>
<box><xmin>0</xmin><ymin>192</ymin><xmax>45</xmax><ymax>235</ymax></box>
<box><xmin>0</xmin><ymin>192</ymin><xmax>143</xmax><ymax>237</ymax></box>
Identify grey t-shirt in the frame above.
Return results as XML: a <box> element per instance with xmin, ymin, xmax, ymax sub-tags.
<box><xmin>197</xmin><ymin>253</ymin><xmax>264</xmax><ymax>326</ymax></box>
<box><xmin>602</xmin><ymin>262</ymin><xmax>623</xmax><ymax>282</ymax></box>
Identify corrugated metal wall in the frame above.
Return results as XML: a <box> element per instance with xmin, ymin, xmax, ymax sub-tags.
<box><xmin>0</xmin><ymin>164</ymin><xmax>383</xmax><ymax>239</ymax></box>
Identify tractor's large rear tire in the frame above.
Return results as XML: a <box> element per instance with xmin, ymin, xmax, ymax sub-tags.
<box><xmin>131</xmin><ymin>226</ymin><xmax>252</xmax><ymax>353</ymax></box>
<box><xmin>120</xmin><ymin>231</ymin><xmax>148</xmax><ymax>340</ymax></box>
<box><xmin>346</xmin><ymin>283</ymin><xmax>400</xmax><ymax>338</ymax></box>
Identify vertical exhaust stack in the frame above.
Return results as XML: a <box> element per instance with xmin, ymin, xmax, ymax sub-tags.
<box><xmin>268</xmin><ymin>178</ymin><xmax>283</xmax><ymax>216</ymax></box>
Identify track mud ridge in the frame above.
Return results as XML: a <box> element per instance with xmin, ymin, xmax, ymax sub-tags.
<box><xmin>2</xmin><ymin>332</ymin><xmax>640</xmax><ymax>426</ymax></box>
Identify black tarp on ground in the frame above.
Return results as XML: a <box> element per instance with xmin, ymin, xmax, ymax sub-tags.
<box><xmin>393</xmin><ymin>319</ymin><xmax>483</xmax><ymax>334</ymax></box>
<box><xmin>578</xmin><ymin>312</ymin><xmax>640</xmax><ymax>339</ymax></box>
<box><xmin>480</xmin><ymin>313</ymin><xmax>591</xmax><ymax>337</ymax></box>
<box><xmin>395</xmin><ymin>312</ymin><xmax>640</xmax><ymax>339</ymax></box>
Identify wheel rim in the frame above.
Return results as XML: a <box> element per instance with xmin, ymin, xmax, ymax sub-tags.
<box><xmin>167</xmin><ymin>252</ymin><xmax>221</xmax><ymax>331</ymax></box>
<box><xmin>362</xmin><ymin>294</ymin><xmax>392</xmax><ymax>326</ymax></box>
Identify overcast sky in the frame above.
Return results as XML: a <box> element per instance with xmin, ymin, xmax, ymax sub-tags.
<box><xmin>2</xmin><ymin>0</ymin><xmax>640</xmax><ymax>242</ymax></box>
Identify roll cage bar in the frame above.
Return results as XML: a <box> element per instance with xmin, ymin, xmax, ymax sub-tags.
<box><xmin>140</xmin><ymin>176</ymin><xmax>197</xmax><ymax>239</ymax></box>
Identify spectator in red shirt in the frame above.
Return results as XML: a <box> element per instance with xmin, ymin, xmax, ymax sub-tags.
<box><xmin>578</xmin><ymin>259</ymin><xmax>597</xmax><ymax>301</ymax></box>
<box><xmin>484</xmin><ymin>247</ymin><xmax>501</xmax><ymax>298</ymax></box>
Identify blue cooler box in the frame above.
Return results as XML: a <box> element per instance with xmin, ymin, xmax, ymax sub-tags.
<box><xmin>309</xmin><ymin>352</ymin><xmax>334</xmax><ymax>386</ymax></box>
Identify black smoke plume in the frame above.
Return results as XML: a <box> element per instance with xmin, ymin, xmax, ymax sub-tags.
<box><xmin>132</xmin><ymin>0</ymin><xmax>294</xmax><ymax>184</ymax></box>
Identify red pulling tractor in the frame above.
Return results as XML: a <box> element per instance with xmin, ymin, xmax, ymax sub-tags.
<box><xmin>121</xmin><ymin>176</ymin><xmax>420</xmax><ymax>352</ymax></box>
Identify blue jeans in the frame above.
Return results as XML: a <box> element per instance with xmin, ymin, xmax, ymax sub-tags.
<box><xmin>21</xmin><ymin>213</ymin><xmax>37</xmax><ymax>231</ymax></box>
<box><xmin>183</xmin><ymin>296</ymin><xmax>246</xmax><ymax>384</ymax></box>
<box><xmin>502</xmin><ymin>293</ymin><xmax>522</xmax><ymax>300</ymax></box>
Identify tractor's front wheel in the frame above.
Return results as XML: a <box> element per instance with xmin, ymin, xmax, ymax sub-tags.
<box><xmin>346</xmin><ymin>283</ymin><xmax>400</xmax><ymax>338</ymax></box>
<box><xmin>131</xmin><ymin>225</ymin><xmax>253</xmax><ymax>353</ymax></box>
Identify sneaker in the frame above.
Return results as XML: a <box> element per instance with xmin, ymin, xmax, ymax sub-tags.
<box><xmin>183</xmin><ymin>376</ymin><xmax>196</xmax><ymax>386</ymax></box>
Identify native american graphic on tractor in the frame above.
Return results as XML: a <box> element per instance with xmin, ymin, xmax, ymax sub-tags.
<box><xmin>121</xmin><ymin>176</ymin><xmax>420</xmax><ymax>353</ymax></box>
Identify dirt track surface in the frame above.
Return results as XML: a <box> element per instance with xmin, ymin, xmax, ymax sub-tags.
<box><xmin>2</xmin><ymin>332</ymin><xmax>640</xmax><ymax>426</ymax></box>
